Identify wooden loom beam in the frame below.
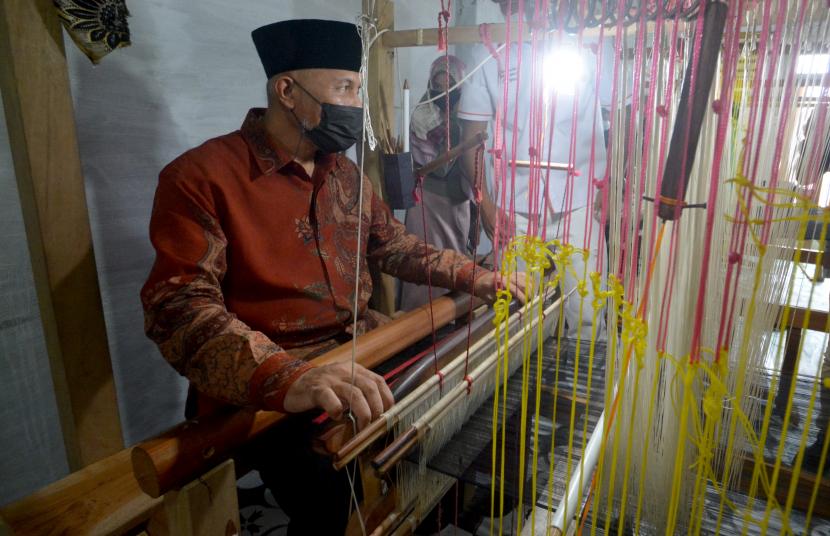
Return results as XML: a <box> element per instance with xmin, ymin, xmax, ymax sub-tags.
<box><xmin>0</xmin><ymin>0</ymin><xmax>123</xmax><ymax>468</ymax></box>
<box><xmin>0</xmin><ymin>449</ymin><xmax>158</xmax><ymax>535</ymax></box>
<box><xmin>131</xmin><ymin>293</ymin><xmax>479</xmax><ymax>499</ymax></box>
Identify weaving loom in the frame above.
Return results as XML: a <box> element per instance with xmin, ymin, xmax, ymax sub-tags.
<box><xmin>319</xmin><ymin>0</ymin><xmax>830</xmax><ymax>534</ymax></box>
<box><xmin>92</xmin><ymin>1</ymin><xmax>829</xmax><ymax>534</ymax></box>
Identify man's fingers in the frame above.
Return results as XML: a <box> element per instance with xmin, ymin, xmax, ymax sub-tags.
<box><xmin>314</xmin><ymin>386</ymin><xmax>344</xmax><ymax>421</ymax></box>
<box><xmin>332</xmin><ymin>382</ymin><xmax>372</xmax><ymax>430</ymax></box>
<box><xmin>353</xmin><ymin>373</ymin><xmax>384</xmax><ymax>420</ymax></box>
<box><xmin>372</xmin><ymin>372</ymin><xmax>395</xmax><ymax>410</ymax></box>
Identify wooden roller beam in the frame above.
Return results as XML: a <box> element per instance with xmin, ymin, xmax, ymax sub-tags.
<box><xmin>132</xmin><ymin>293</ymin><xmax>480</xmax><ymax>498</ymax></box>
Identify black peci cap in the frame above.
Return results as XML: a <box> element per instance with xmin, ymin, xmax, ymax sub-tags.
<box><xmin>252</xmin><ymin>19</ymin><xmax>362</xmax><ymax>78</ymax></box>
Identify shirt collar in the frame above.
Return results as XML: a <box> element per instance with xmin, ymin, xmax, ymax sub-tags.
<box><xmin>240</xmin><ymin>108</ymin><xmax>340</xmax><ymax>181</ymax></box>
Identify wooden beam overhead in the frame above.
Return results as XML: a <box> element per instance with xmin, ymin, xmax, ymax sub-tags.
<box><xmin>0</xmin><ymin>0</ymin><xmax>123</xmax><ymax>468</ymax></box>
<box><xmin>383</xmin><ymin>22</ymin><xmax>532</xmax><ymax>49</ymax></box>
<box><xmin>381</xmin><ymin>22</ymin><xmax>660</xmax><ymax>49</ymax></box>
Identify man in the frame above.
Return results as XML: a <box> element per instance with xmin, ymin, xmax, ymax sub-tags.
<box><xmin>401</xmin><ymin>54</ymin><xmax>474</xmax><ymax>311</ymax></box>
<box><xmin>459</xmin><ymin>0</ymin><xmax>612</xmax><ymax>341</ymax></box>
<box><xmin>141</xmin><ymin>19</ymin><xmax>524</xmax><ymax>534</ymax></box>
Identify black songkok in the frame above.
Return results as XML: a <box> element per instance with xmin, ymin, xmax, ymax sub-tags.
<box><xmin>252</xmin><ymin>19</ymin><xmax>362</xmax><ymax>78</ymax></box>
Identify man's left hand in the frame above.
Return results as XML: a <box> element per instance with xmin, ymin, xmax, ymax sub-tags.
<box><xmin>473</xmin><ymin>270</ymin><xmax>527</xmax><ymax>304</ymax></box>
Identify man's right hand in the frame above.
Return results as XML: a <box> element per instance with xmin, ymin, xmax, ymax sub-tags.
<box><xmin>282</xmin><ymin>362</ymin><xmax>394</xmax><ymax>431</ymax></box>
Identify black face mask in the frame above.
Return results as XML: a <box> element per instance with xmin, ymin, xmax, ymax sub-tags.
<box><xmin>430</xmin><ymin>88</ymin><xmax>461</xmax><ymax>113</ymax></box>
<box><xmin>291</xmin><ymin>80</ymin><xmax>363</xmax><ymax>154</ymax></box>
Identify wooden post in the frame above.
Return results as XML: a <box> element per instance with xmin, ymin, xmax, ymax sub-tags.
<box><xmin>363</xmin><ymin>0</ymin><xmax>398</xmax><ymax>315</ymax></box>
<box><xmin>146</xmin><ymin>460</ymin><xmax>240</xmax><ymax>536</ymax></box>
<box><xmin>0</xmin><ymin>0</ymin><xmax>123</xmax><ymax>468</ymax></box>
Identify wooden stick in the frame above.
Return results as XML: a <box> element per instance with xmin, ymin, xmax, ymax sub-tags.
<box><xmin>320</xmin><ymin>306</ymin><xmax>494</xmax><ymax>460</ymax></box>
<box><xmin>368</xmin><ymin>501</ymin><xmax>416</xmax><ymax>536</ymax></box>
<box><xmin>371</xmin><ymin>293</ymin><xmax>565</xmax><ymax>474</ymax></box>
<box><xmin>512</xmin><ymin>160</ymin><xmax>570</xmax><ymax>171</ymax></box>
<box><xmin>334</xmin><ymin>296</ymin><xmax>532</xmax><ymax>469</ymax></box>
<box><xmin>657</xmin><ymin>1</ymin><xmax>728</xmax><ymax>221</ymax></box>
<box><xmin>131</xmin><ymin>293</ymin><xmax>479</xmax><ymax>498</ymax></box>
<box><xmin>415</xmin><ymin>131</ymin><xmax>488</xmax><ymax>177</ymax></box>
<box><xmin>390</xmin><ymin>305</ymin><xmax>500</xmax><ymax>400</ymax></box>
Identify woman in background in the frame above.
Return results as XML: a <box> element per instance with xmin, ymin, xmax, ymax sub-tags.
<box><xmin>399</xmin><ymin>55</ymin><xmax>476</xmax><ymax>311</ymax></box>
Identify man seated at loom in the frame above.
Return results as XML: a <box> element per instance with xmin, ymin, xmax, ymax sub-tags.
<box><xmin>140</xmin><ymin>19</ymin><xmax>525</xmax><ymax>535</ymax></box>
<box><xmin>400</xmin><ymin>54</ymin><xmax>476</xmax><ymax>311</ymax></box>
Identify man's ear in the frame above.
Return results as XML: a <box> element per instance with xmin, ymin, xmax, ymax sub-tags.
<box><xmin>272</xmin><ymin>75</ymin><xmax>297</xmax><ymax>109</ymax></box>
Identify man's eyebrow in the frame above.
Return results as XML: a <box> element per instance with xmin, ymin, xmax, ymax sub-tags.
<box><xmin>333</xmin><ymin>77</ymin><xmax>357</xmax><ymax>84</ymax></box>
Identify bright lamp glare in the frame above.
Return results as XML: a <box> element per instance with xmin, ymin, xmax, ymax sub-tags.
<box><xmin>543</xmin><ymin>47</ymin><xmax>585</xmax><ymax>96</ymax></box>
<box><xmin>796</xmin><ymin>54</ymin><xmax>830</xmax><ymax>75</ymax></box>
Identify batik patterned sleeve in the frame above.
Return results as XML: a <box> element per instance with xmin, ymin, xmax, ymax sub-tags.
<box><xmin>364</xmin><ymin>178</ymin><xmax>484</xmax><ymax>293</ymax></box>
<box><xmin>141</xmin><ymin>155</ymin><xmax>311</xmax><ymax>412</ymax></box>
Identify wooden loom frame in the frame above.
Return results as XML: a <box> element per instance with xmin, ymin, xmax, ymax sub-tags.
<box><xmin>0</xmin><ymin>1</ymin><xmax>827</xmax><ymax>534</ymax></box>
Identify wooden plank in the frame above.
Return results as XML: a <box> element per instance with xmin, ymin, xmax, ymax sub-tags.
<box><xmin>735</xmin><ymin>454</ymin><xmax>830</xmax><ymax>519</ymax></box>
<box><xmin>364</xmin><ymin>0</ymin><xmax>397</xmax><ymax>315</ymax></box>
<box><xmin>0</xmin><ymin>449</ymin><xmax>160</xmax><ymax>536</ymax></box>
<box><xmin>0</xmin><ymin>0</ymin><xmax>123</xmax><ymax>467</ymax></box>
<box><xmin>786</xmin><ymin>307</ymin><xmax>829</xmax><ymax>332</ymax></box>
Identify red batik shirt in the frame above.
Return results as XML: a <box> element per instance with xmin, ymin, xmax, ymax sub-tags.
<box><xmin>142</xmin><ymin>109</ymin><xmax>480</xmax><ymax>412</ymax></box>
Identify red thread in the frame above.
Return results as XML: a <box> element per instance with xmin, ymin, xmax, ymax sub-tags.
<box><xmin>464</xmin><ymin>376</ymin><xmax>474</xmax><ymax>395</ymax></box>
<box><xmin>413</xmin><ymin>174</ymin><xmax>424</xmax><ymax>204</ymax></box>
